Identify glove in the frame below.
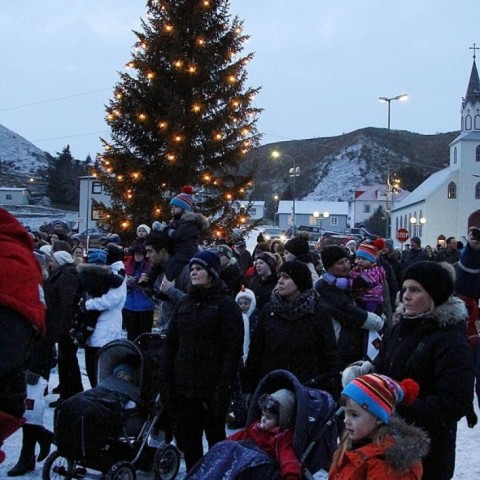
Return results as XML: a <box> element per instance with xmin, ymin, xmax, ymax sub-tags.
<box><xmin>467</xmin><ymin>410</ymin><xmax>478</xmax><ymax>428</ymax></box>
<box><xmin>152</xmin><ymin>221</ymin><xmax>167</xmax><ymax>232</ymax></box>
<box><xmin>341</xmin><ymin>360</ymin><xmax>373</xmax><ymax>387</ymax></box>
<box><xmin>361</xmin><ymin>312</ymin><xmax>384</xmax><ymax>332</ymax></box>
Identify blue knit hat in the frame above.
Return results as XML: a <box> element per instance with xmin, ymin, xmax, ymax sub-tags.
<box><xmin>189</xmin><ymin>250</ymin><xmax>221</xmax><ymax>280</ymax></box>
<box><xmin>170</xmin><ymin>185</ymin><xmax>194</xmax><ymax>212</ymax></box>
<box><xmin>113</xmin><ymin>363</ymin><xmax>133</xmax><ymax>378</ymax></box>
<box><xmin>87</xmin><ymin>248</ymin><xmax>107</xmax><ymax>265</ymax></box>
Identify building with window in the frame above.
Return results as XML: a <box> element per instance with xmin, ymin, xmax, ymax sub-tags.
<box><xmin>0</xmin><ymin>187</ymin><xmax>32</xmax><ymax>205</ymax></box>
<box><xmin>391</xmin><ymin>54</ymin><xmax>480</xmax><ymax>247</ymax></box>
<box><xmin>78</xmin><ymin>176</ymin><xmax>111</xmax><ymax>233</ymax></box>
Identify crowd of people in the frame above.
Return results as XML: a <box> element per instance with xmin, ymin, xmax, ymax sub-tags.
<box><xmin>1</xmin><ymin>192</ymin><xmax>479</xmax><ymax>479</ymax></box>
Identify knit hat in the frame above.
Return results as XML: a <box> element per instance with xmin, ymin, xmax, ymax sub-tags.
<box><xmin>321</xmin><ymin>245</ymin><xmax>349</xmax><ymax>270</ymax></box>
<box><xmin>144</xmin><ymin>232</ymin><xmax>169</xmax><ymax>252</ymax></box>
<box><xmin>170</xmin><ymin>185</ymin><xmax>194</xmax><ymax>212</ymax></box>
<box><xmin>189</xmin><ymin>250</ymin><xmax>221</xmax><ymax>280</ymax></box>
<box><xmin>284</xmin><ymin>235</ymin><xmax>310</xmax><ymax>260</ymax></box>
<box><xmin>137</xmin><ymin>224</ymin><xmax>151</xmax><ymax>235</ymax></box>
<box><xmin>280</xmin><ymin>260</ymin><xmax>313</xmax><ymax>292</ymax></box>
<box><xmin>258</xmin><ymin>389</ymin><xmax>296</xmax><ymax>429</ymax></box>
<box><xmin>342</xmin><ymin>374</ymin><xmax>420</xmax><ymax>424</ymax></box>
<box><xmin>105</xmin><ymin>233</ymin><xmax>121</xmax><ymax>245</ymax></box>
<box><xmin>52</xmin><ymin>251</ymin><xmax>74</xmax><ymax>266</ymax></box>
<box><xmin>402</xmin><ymin>261</ymin><xmax>454</xmax><ymax>307</ymax></box>
<box><xmin>411</xmin><ymin>236</ymin><xmax>421</xmax><ymax>246</ymax></box>
<box><xmin>39</xmin><ymin>244</ymin><xmax>52</xmax><ymax>256</ymax></box>
<box><xmin>234</xmin><ymin>237</ymin><xmax>247</xmax><ymax>248</ymax></box>
<box><xmin>235</xmin><ymin>286</ymin><xmax>256</xmax><ymax>316</ymax></box>
<box><xmin>216</xmin><ymin>244</ymin><xmax>233</xmax><ymax>260</ymax></box>
<box><xmin>346</xmin><ymin>239</ymin><xmax>357</xmax><ymax>249</ymax></box>
<box><xmin>87</xmin><ymin>248</ymin><xmax>107</xmax><ymax>265</ymax></box>
<box><xmin>113</xmin><ymin>363</ymin><xmax>133</xmax><ymax>378</ymax></box>
<box><xmin>256</xmin><ymin>252</ymin><xmax>278</xmax><ymax>272</ymax></box>
<box><xmin>373</xmin><ymin>238</ymin><xmax>385</xmax><ymax>251</ymax></box>
<box><xmin>356</xmin><ymin>243</ymin><xmax>378</xmax><ymax>263</ymax></box>
<box><xmin>257</xmin><ymin>233</ymin><xmax>266</xmax><ymax>243</ymax></box>
<box><xmin>106</xmin><ymin>244</ymin><xmax>124</xmax><ymax>264</ymax></box>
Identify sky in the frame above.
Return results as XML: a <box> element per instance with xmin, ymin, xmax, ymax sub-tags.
<box><xmin>1</xmin><ymin>1</ymin><xmax>480</xmax><ymax>160</ymax></box>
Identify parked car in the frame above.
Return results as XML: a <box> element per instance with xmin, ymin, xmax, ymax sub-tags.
<box><xmin>315</xmin><ymin>232</ymin><xmax>357</xmax><ymax>250</ymax></box>
<box><xmin>349</xmin><ymin>227</ymin><xmax>379</xmax><ymax>240</ymax></box>
<box><xmin>72</xmin><ymin>227</ymin><xmax>108</xmax><ymax>247</ymax></box>
<box><xmin>262</xmin><ymin>227</ymin><xmax>287</xmax><ymax>242</ymax></box>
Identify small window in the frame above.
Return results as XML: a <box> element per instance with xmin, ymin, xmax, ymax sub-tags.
<box><xmin>363</xmin><ymin>204</ymin><xmax>371</xmax><ymax>213</ymax></box>
<box><xmin>476</xmin><ymin>182</ymin><xmax>480</xmax><ymax>199</ymax></box>
<box><xmin>330</xmin><ymin>217</ymin><xmax>338</xmax><ymax>227</ymax></box>
<box><xmin>476</xmin><ymin>145</ymin><xmax>480</xmax><ymax>162</ymax></box>
<box><xmin>250</xmin><ymin>208</ymin><xmax>256</xmax><ymax>216</ymax></box>
<box><xmin>447</xmin><ymin>181</ymin><xmax>456</xmax><ymax>199</ymax></box>
<box><xmin>454</xmin><ymin>146</ymin><xmax>457</xmax><ymax>164</ymax></box>
<box><xmin>92</xmin><ymin>182</ymin><xmax>102</xmax><ymax>194</ymax></box>
<box><xmin>6</xmin><ymin>194</ymin><xmax>12</xmax><ymax>200</ymax></box>
<box><xmin>91</xmin><ymin>207</ymin><xmax>101</xmax><ymax>220</ymax></box>
<box><xmin>475</xmin><ymin>115</ymin><xmax>480</xmax><ymax>130</ymax></box>
<box><xmin>466</xmin><ymin>115</ymin><xmax>473</xmax><ymax>130</ymax></box>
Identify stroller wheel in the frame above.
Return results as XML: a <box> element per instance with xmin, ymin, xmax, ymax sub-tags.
<box><xmin>154</xmin><ymin>444</ymin><xmax>180</xmax><ymax>480</ymax></box>
<box><xmin>105</xmin><ymin>461</ymin><xmax>136</xmax><ymax>480</ymax></box>
<box><xmin>41</xmin><ymin>451</ymin><xmax>74</xmax><ymax>480</ymax></box>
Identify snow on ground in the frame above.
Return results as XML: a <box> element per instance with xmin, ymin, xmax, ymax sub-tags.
<box><xmin>2</xmin><ymin>227</ymin><xmax>480</xmax><ymax>478</ymax></box>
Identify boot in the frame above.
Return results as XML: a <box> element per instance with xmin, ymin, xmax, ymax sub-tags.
<box><xmin>7</xmin><ymin>424</ymin><xmax>36</xmax><ymax>476</ymax></box>
<box><xmin>0</xmin><ymin>411</ymin><xmax>26</xmax><ymax>464</ymax></box>
<box><xmin>37</xmin><ymin>427</ymin><xmax>53</xmax><ymax>462</ymax></box>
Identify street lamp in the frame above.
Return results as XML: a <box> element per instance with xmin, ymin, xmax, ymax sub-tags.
<box><xmin>409</xmin><ymin>216</ymin><xmax>426</xmax><ymax>238</ymax></box>
<box><xmin>313</xmin><ymin>211</ymin><xmax>330</xmax><ymax>231</ymax></box>
<box><xmin>379</xmin><ymin>93</ymin><xmax>408</xmax><ymax>237</ymax></box>
<box><xmin>273</xmin><ymin>194</ymin><xmax>279</xmax><ymax>225</ymax></box>
<box><xmin>271</xmin><ymin>151</ymin><xmax>300</xmax><ymax>230</ymax></box>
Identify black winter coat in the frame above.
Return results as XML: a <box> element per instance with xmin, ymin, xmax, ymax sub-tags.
<box><xmin>374</xmin><ymin>298</ymin><xmax>475</xmax><ymax>480</ymax></box>
<box><xmin>44</xmin><ymin>263</ymin><xmax>79</xmax><ymax>339</ymax></box>
<box><xmin>160</xmin><ymin>280</ymin><xmax>244</xmax><ymax>398</ymax></box>
<box><xmin>243</xmin><ymin>289</ymin><xmax>340</xmax><ymax>399</ymax></box>
<box><xmin>315</xmin><ymin>278</ymin><xmax>369</xmax><ymax>369</ymax></box>
<box><xmin>249</xmin><ymin>272</ymin><xmax>278</xmax><ymax>313</ymax></box>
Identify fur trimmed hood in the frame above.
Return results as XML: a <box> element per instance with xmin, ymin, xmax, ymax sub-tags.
<box><xmin>393</xmin><ymin>296</ymin><xmax>467</xmax><ymax>328</ymax></box>
<box><xmin>180</xmin><ymin>211</ymin><xmax>209</xmax><ymax>230</ymax></box>
<box><xmin>77</xmin><ymin>262</ymin><xmax>112</xmax><ymax>277</ymax></box>
<box><xmin>382</xmin><ymin>416</ymin><xmax>430</xmax><ymax>472</ymax></box>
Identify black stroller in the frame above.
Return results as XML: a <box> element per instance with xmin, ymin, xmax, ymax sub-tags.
<box><xmin>186</xmin><ymin>369</ymin><xmax>340</xmax><ymax>479</ymax></box>
<box><xmin>42</xmin><ymin>335</ymin><xmax>180</xmax><ymax>480</ymax></box>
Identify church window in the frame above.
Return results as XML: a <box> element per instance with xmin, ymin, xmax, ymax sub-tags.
<box><xmin>475</xmin><ymin>115</ymin><xmax>480</xmax><ymax>130</ymax></box>
<box><xmin>448</xmin><ymin>182</ymin><xmax>456</xmax><ymax>199</ymax></box>
<box><xmin>476</xmin><ymin>183</ymin><xmax>480</xmax><ymax>199</ymax></box>
<box><xmin>465</xmin><ymin>115</ymin><xmax>472</xmax><ymax>130</ymax></box>
<box><xmin>454</xmin><ymin>147</ymin><xmax>457</xmax><ymax>164</ymax></box>
<box><xmin>476</xmin><ymin>145</ymin><xmax>480</xmax><ymax>162</ymax></box>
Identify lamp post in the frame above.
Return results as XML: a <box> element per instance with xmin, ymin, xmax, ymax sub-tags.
<box><xmin>313</xmin><ymin>210</ymin><xmax>330</xmax><ymax>232</ymax></box>
<box><xmin>273</xmin><ymin>194</ymin><xmax>279</xmax><ymax>225</ymax></box>
<box><xmin>379</xmin><ymin>93</ymin><xmax>408</xmax><ymax>238</ymax></box>
<box><xmin>409</xmin><ymin>216</ymin><xmax>426</xmax><ymax>238</ymax></box>
<box><xmin>271</xmin><ymin>151</ymin><xmax>300</xmax><ymax>230</ymax></box>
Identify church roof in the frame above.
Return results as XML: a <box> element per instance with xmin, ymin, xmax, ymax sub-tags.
<box><xmin>464</xmin><ymin>59</ymin><xmax>480</xmax><ymax>106</ymax></box>
<box><xmin>391</xmin><ymin>167</ymin><xmax>455</xmax><ymax>211</ymax></box>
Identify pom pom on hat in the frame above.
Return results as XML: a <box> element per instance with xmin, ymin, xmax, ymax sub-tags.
<box><xmin>170</xmin><ymin>185</ymin><xmax>194</xmax><ymax>212</ymax></box>
<box><xmin>356</xmin><ymin>242</ymin><xmax>378</xmax><ymax>263</ymax></box>
<box><xmin>373</xmin><ymin>238</ymin><xmax>385</xmax><ymax>251</ymax></box>
<box><xmin>189</xmin><ymin>249</ymin><xmax>221</xmax><ymax>280</ymax></box>
<box><xmin>342</xmin><ymin>373</ymin><xmax>420</xmax><ymax>424</ymax></box>
<box><xmin>402</xmin><ymin>261</ymin><xmax>454</xmax><ymax>307</ymax></box>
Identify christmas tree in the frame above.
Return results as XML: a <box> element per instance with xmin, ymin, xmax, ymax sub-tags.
<box><xmin>94</xmin><ymin>0</ymin><xmax>262</xmax><ymax>240</ymax></box>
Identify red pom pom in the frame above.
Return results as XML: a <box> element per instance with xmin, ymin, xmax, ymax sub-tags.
<box><xmin>373</xmin><ymin>238</ymin><xmax>385</xmax><ymax>251</ymax></box>
<box><xmin>399</xmin><ymin>378</ymin><xmax>420</xmax><ymax>406</ymax></box>
<box><xmin>181</xmin><ymin>185</ymin><xmax>194</xmax><ymax>194</ymax></box>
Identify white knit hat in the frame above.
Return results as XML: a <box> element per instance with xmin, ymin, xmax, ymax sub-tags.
<box><xmin>52</xmin><ymin>250</ymin><xmax>74</xmax><ymax>266</ymax></box>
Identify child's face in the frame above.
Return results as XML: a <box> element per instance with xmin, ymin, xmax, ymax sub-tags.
<box><xmin>260</xmin><ymin>410</ymin><xmax>279</xmax><ymax>431</ymax></box>
<box><xmin>137</xmin><ymin>227</ymin><xmax>148</xmax><ymax>238</ymax></box>
<box><xmin>343</xmin><ymin>397</ymin><xmax>381</xmax><ymax>441</ymax></box>
<box><xmin>354</xmin><ymin>257</ymin><xmax>374</xmax><ymax>269</ymax></box>
<box><xmin>237</xmin><ymin>297</ymin><xmax>251</xmax><ymax>313</ymax></box>
<box><xmin>116</xmin><ymin>370</ymin><xmax>132</xmax><ymax>382</ymax></box>
<box><xmin>171</xmin><ymin>205</ymin><xmax>184</xmax><ymax>216</ymax></box>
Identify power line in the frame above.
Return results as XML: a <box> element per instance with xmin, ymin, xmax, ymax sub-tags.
<box><xmin>0</xmin><ymin>88</ymin><xmax>111</xmax><ymax>113</ymax></box>
<box><xmin>32</xmin><ymin>130</ymin><xmax>109</xmax><ymax>143</ymax></box>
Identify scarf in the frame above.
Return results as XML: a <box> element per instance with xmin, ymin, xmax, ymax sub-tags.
<box><xmin>269</xmin><ymin>289</ymin><xmax>316</xmax><ymax>322</ymax></box>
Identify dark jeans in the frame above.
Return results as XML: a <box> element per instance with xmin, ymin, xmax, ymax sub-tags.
<box><xmin>173</xmin><ymin>393</ymin><xmax>229</xmax><ymax>472</ymax></box>
<box><xmin>57</xmin><ymin>335</ymin><xmax>83</xmax><ymax>399</ymax></box>
<box><xmin>0</xmin><ymin>307</ymin><xmax>36</xmax><ymax>417</ymax></box>
<box><xmin>84</xmin><ymin>346</ymin><xmax>100</xmax><ymax>388</ymax></box>
<box><xmin>123</xmin><ymin>309</ymin><xmax>154</xmax><ymax>342</ymax></box>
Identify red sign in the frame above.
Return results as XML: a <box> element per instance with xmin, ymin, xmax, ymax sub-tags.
<box><xmin>396</xmin><ymin>228</ymin><xmax>410</xmax><ymax>243</ymax></box>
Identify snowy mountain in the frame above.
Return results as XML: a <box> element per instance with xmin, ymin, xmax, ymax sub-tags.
<box><xmin>0</xmin><ymin>123</ymin><xmax>48</xmax><ymax>184</ymax></box>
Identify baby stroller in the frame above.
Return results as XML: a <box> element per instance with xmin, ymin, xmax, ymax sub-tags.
<box><xmin>186</xmin><ymin>369</ymin><xmax>340</xmax><ymax>479</ymax></box>
<box><xmin>42</xmin><ymin>336</ymin><xmax>180</xmax><ymax>480</ymax></box>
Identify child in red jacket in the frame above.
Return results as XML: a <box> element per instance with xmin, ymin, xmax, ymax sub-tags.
<box><xmin>229</xmin><ymin>389</ymin><xmax>301</xmax><ymax>480</ymax></box>
<box><xmin>329</xmin><ymin>374</ymin><xmax>429</xmax><ymax>480</ymax></box>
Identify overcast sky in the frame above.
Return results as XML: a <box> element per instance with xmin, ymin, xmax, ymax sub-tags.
<box><xmin>1</xmin><ymin>1</ymin><xmax>479</xmax><ymax>160</ymax></box>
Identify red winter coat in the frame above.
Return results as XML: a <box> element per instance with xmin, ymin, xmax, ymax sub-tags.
<box><xmin>229</xmin><ymin>421</ymin><xmax>301</xmax><ymax>480</ymax></box>
<box><xmin>0</xmin><ymin>208</ymin><xmax>46</xmax><ymax>334</ymax></box>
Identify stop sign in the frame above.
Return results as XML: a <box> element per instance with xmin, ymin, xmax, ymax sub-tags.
<box><xmin>396</xmin><ymin>228</ymin><xmax>410</xmax><ymax>243</ymax></box>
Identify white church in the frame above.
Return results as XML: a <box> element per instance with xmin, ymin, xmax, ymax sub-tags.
<box><xmin>391</xmin><ymin>52</ymin><xmax>480</xmax><ymax>248</ymax></box>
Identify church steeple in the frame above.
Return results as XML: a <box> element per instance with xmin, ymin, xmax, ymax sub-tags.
<box><xmin>461</xmin><ymin>44</ymin><xmax>480</xmax><ymax>132</ymax></box>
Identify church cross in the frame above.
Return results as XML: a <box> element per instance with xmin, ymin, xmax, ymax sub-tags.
<box><xmin>470</xmin><ymin>43</ymin><xmax>479</xmax><ymax>59</ymax></box>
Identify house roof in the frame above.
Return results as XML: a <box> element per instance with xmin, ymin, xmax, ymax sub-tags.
<box><xmin>278</xmin><ymin>200</ymin><xmax>349</xmax><ymax>215</ymax></box>
<box><xmin>355</xmin><ymin>183</ymin><xmax>410</xmax><ymax>202</ymax></box>
<box><xmin>0</xmin><ymin>187</ymin><xmax>29</xmax><ymax>192</ymax></box>
<box><xmin>391</xmin><ymin>167</ymin><xmax>455</xmax><ymax>211</ymax></box>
